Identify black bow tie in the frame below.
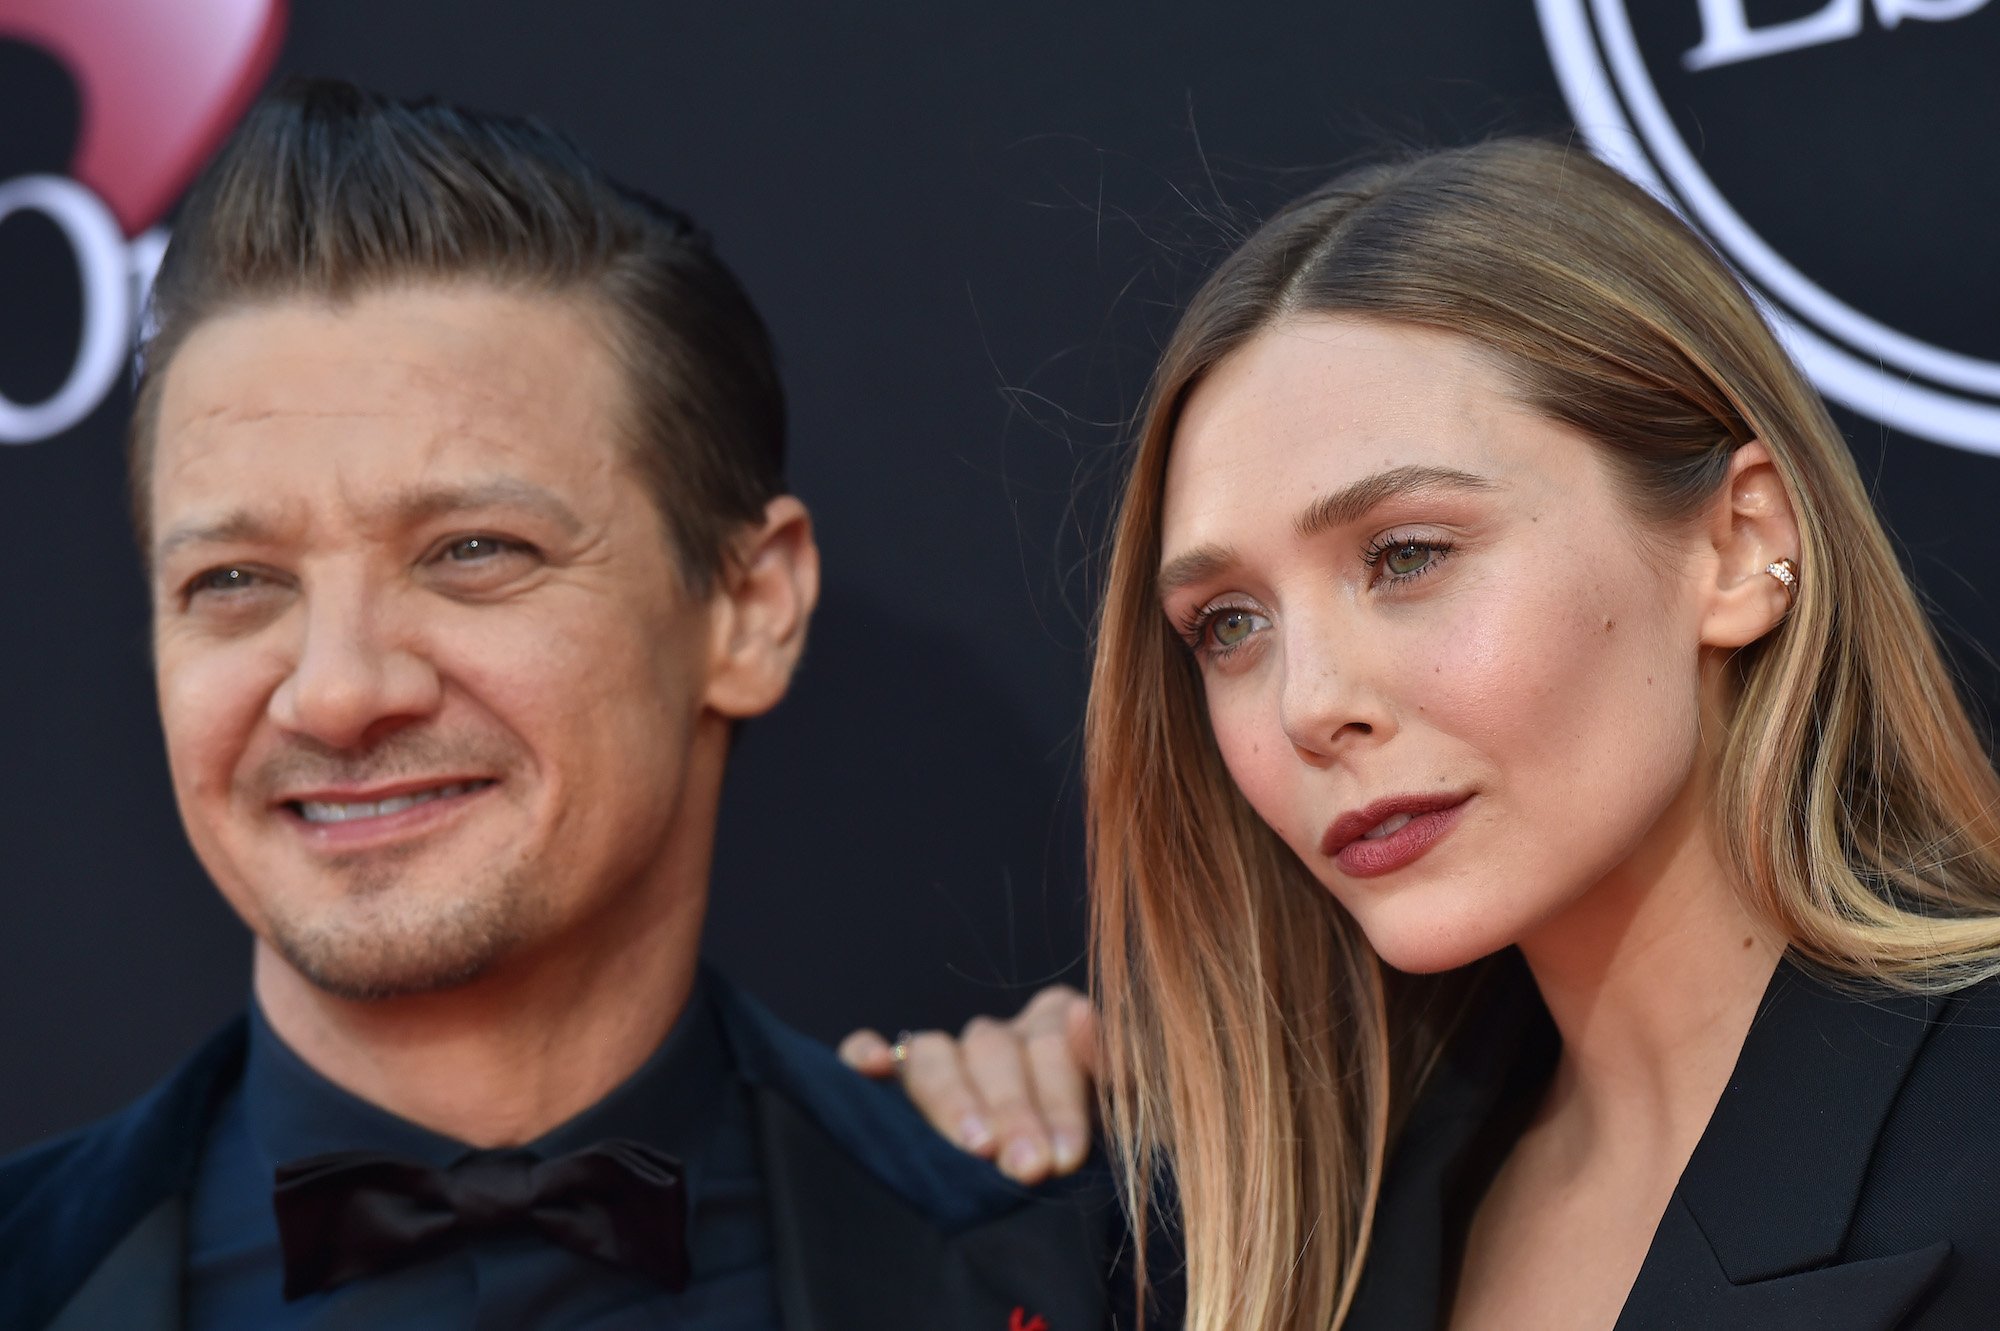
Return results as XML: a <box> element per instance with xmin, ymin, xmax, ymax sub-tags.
<box><xmin>272</xmin><ymin>1139</ymin><xmax>691</xmax><ymax>1299</ymax></box>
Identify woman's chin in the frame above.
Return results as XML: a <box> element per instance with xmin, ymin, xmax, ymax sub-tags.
<box><xmin>1353</xmin><ymin>908</ymin><xmax>1518</xmax><ymax>976</ymax></box>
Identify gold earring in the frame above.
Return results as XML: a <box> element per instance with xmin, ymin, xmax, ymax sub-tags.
<box><xmin>1764</xmin><ymin>557</ymin><xmax>1799</xmax><ymax>602</ymax></box>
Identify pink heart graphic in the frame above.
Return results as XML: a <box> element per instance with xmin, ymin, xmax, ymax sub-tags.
<box><xmin>0</xmin><ymin>0</ymin><xmax>286</xmax><ymax>236</ymax></box>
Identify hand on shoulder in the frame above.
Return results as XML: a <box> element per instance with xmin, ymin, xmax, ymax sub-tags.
<box><xmin>840</xmin><ymin>984</ymin><xmax>1099</xmax><ymax>1185</ymax></box>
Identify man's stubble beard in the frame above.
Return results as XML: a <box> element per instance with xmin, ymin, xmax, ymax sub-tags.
<box><xmin>264</xmin><ymin>851</ymin><xmax>546</xmax><ymax>1002</ymax></box>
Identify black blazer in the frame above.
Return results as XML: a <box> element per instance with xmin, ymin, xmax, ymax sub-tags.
<box><xmin>1345</xmin><ymin>952</ymin><xmax>2000</xmax><ymax>1330</ymax></box>
<box><xmin>0</xmin><ymin>974</ymin><xmax>1116</xmax><ymax>1331</ymax></box>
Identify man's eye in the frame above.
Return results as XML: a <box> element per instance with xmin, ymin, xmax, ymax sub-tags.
<box><xmin>443</xmin><ymin>536</ymin><xmax>516</xmax><ymax>562</ymax></box>
<box><xmin>188</xmin><ymin>567</ymin><xmax>257</xmax><ymax>596</ymax></box>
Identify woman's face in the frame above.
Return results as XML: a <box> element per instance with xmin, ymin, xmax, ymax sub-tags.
<box><xmin>1157</xmin><ymin>316</ymin><xmax>1717</xmax><ymax>973</ymax></box>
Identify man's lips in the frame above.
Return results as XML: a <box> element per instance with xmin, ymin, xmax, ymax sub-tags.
<box><xmin>274</xmin><ymin>777</ymin><xmax>498</xmax><ymax>826</ymax></box>
<box><xmin>1320</xmin><ymin>792</ymin><xmax>1472</xmax><ymax>878</ymax></box>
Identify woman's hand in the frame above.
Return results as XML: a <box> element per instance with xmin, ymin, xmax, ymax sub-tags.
<box><xmin>839</xmin><ymin>984</ymin><xmax>1098</xmax><ymax>1185</ymax></box>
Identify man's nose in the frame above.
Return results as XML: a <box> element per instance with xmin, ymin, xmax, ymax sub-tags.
<box><xmin>1277</xmin><ymin>613</ymin><xmax>1388</xmax><ymax>763</ymax></box>
<box><xmin>267</xmin><ymin>581</ymin><xmax>442</xmax><ymax>750</ymax></box>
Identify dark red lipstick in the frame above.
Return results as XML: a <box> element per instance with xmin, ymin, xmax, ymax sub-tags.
<box><xmin>1320</xmin><ymin>792</ymin><xmax>1471</xmax><ymax>878</ymax></box>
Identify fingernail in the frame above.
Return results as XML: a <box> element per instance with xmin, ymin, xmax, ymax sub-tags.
<box><xmin>1002</xmin><ymin>1138</ymin><xmax>1047</xmax><ymax>1179</ymax></box>
<box><xmin>1052</xmin><ymin>1130</ymin><xmax>1087</xmax><ymax>1170</ymax></box>
<box><xmin>959</xmin><ymin>1115</ymin><xmax>994</xmax><ymax>1151</ymax></box>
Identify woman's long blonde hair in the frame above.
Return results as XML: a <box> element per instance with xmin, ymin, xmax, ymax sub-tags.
<box><xmin>1088</xmin><ymin>139</ymin><xmax>2000</xmax><ymax>1330</ymax></box>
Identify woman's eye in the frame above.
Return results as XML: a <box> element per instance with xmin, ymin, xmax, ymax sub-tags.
<box><xmin>1384</xmin><ymin>542</ymin><xmax>1434</xmax><ymax>577</ymax></box>
<box><xmin>1211</xmin><ymin>610</ymin><xmax>1258</xmax><ymax>648</ymax></box>
<box><xmin>1366</xmin><ymin>536</ymin><xmax>1454</xmax><ymax>583</ymax></box>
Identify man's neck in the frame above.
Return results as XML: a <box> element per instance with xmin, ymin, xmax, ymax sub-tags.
<box><xmin>252</xmin><ymin>889</ymin><xmax>707</xmax><ymax>1149</ymax></box>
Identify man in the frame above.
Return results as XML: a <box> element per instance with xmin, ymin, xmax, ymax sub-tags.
<box><xmin>0</xmin><ymin>79</ymin><xmax>1105</xmax><ymax>1330</ymax></box>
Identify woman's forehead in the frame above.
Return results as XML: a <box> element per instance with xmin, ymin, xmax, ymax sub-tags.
<box><xmin>1159</xmin><ymin>318</ymin><xmax>1561</xmax><ymax>537</ymax></box>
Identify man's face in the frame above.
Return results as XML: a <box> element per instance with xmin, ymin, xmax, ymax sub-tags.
<box><xmin>149</xmin><ymin>285</ymin><xmax>728</xmax><ymax>1000</ymax></box>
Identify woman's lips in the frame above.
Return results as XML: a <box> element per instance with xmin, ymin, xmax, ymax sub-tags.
<box><xmin>1323</xmin><ymin>795</ymin><xmax>1471</xmax><ymax>878</ymax></box>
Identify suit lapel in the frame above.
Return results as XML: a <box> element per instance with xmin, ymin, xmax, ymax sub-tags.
<box><xmin>1616</xmin><ymin>960</ymin><xmax>1947</xmax><ymax>1330</ymax></box>
<box><xmin>43</xmin><ymin>1199</ymin><xmax>185</xmax><ymax>1331</ymax></box>
<box><xmin>1</xmin><ymin>1020</ymin><xmax>242</xmax><ymax>1331</ymax></box>
<box><xmin>753</xmin><ymin>1085</ymin><xmax>1111</xmax><ymax>1331</ymax></box>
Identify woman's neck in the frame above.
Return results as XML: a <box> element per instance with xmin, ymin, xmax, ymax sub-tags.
<box><xmin>1515</xmin><ymin>772</ymin><xmax>1781</xmax><ymax>1157</ymax></box>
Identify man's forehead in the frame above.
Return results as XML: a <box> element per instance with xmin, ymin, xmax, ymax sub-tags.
<box><xmin>148</xmin><ymin>288</ymin><xmax>632</xmax><ymax>535</ymax></box>
<box><xmin>158</xmin><ymin>291</ymin><xmax>616</xmax><ymax>437</ymax></box>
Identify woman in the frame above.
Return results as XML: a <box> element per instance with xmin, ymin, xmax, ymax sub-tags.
<box><xmin>1079</xmin><ymin>137</ymin><xmax>2000</xmax><ymax>1329</ymax></box>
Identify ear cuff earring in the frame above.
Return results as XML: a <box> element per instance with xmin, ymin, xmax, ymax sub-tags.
<box><xmin>1764</xmin><ymin>557</ymin><xmax>1799</xmax><ymax>601</ymax></box>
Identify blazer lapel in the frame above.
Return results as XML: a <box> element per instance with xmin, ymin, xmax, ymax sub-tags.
<box><xmin>753</xmin><ymin>1084</ymin><xmax>1111</xmax><ymax>1331</ymax></box>
<box><xmin>1617</xmin><ymin>1199</ymin><xmax>1947</xmax><ymax>1330</ymax></box>
<box><xmin>42</xmin><ymin>1198</ymin><xmax>185</xmax><ymax>1331</ymax></box>
<box><xmin>1617</xmin><ymin>960</ymin><xmax>1948</xmax><ymax>1330</ymax></box>
<box><xmin>1344</xmin><ymin>954</ymin><xmax>1558</xmax><ymax>1331</ymax></box>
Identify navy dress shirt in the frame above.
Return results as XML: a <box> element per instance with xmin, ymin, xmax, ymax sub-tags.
<box><xmin>185</xmin><ymin>977</ymin><xmax>780</xmax><ymax>1330</ymax></box>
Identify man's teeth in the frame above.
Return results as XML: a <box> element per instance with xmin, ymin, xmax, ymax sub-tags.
<box><xmin>296</xmin><ymin>782</ymin><xmax>483</xmax><ymax>824</ymax></box>
<box><xmin>1360</xmin><ymin>812</ymin><xmax>1415</xmax><ymax>841</ymax></box>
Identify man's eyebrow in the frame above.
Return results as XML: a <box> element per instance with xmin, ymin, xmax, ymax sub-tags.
<box><xmin>1155</xmin><ymin>464</ymin><xmax>1496</xmax><ymax>600</ymax></box>
<box><xmin>1292</xmin><ymin>464</ymin><xmax>1495</xmax><ymax>541</ymax></box>
<box><xmin>151</xmin><ymin>478</ymin><xmax>585</xmax><ymax>567</ymax></box>
<box><xmin>154</xmin><ymin>511</ymin><xmax>277</xmax><ymax>566</ymax></box>
<box><xmin>379</xmin><ymin>478</ymin><xmax>585</xmax><ymax>536</ymax></box>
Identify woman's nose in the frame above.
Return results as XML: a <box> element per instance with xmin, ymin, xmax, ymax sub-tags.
<box><xmin>1277</xmin><ymin>618</ymin><xmax>1390</xmax><ymax>763</ymax></box>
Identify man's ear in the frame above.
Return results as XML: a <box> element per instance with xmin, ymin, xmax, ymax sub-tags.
<box><xmin>1698</xmin><ymin>440</ymin><xmax>1800</xmax><ymax>650</ymax></box>
<box><xmin>703</xmin><ymin>495</ymin><xmax>819</xmax><ymax>719</ymax></box>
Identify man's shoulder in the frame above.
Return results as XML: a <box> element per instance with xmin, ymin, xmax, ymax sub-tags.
<box><xmin>709</xmin><ymin>973</ymin><xmax>1112</xmax><ymax>1229</ymax></box>
<box><xmin>0</xmin><ymin>1019</ymin><xmax>246</xmax><ymax>1329</ymax></box>
<box><xmin>708</xmin><ymin>974</ymin><xmax>1118</xmax><ymax>1330</ymax></box>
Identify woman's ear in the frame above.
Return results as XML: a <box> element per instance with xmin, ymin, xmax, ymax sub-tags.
<box><xmin>703</xmin><ymin>495</ymin><xmax>820</xmax><ymax>719</ymax></box>
<box><xmin>1698</xmin><ymin>440</ymin><xmax>1800</xmax><ymax>650</ymax></box>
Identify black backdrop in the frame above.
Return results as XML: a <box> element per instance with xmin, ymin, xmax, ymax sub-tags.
<box><xmin>3</xmin><ymin>0</ymin><xmax>1996</xmax><ymax>1155</ymax></box>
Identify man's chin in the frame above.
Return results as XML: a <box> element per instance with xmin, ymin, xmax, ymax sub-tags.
<box><xmin>261</xmin><ymin>875</ymin><xmax>537</xmax><ymax>1002</ymax></box>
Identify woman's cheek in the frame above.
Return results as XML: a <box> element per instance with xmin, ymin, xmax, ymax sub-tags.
<box><xmin>1425</xmin><ymin>572</ymin><xmax>1631</xmax><ymax>751</ymax></box>
<box><xmin>1207</xmin><ymin>684</ymin><xmax>1294</xmax><ymax>836</ymax></box>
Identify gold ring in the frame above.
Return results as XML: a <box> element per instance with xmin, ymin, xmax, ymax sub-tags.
<box><xmin>890</xmin><ymin>1029</ymin><xmax>915</xmax><ymax>1068</ymax></box>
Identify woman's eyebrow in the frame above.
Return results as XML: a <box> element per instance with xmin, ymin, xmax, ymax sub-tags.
<box><xmin>1157</xmin><ymin>544</ymin><xmax>1237</xmax><ymax>600</ymax></box>
<box><xmin>1292</xmin><ymin>463</ymin><xmax>1495</xmax><ymax>540</ymax></box>
<box><xmin>1156</xmin><ymin>463</ymin><xmax>1495</xmax><ymax>600</ymax></box>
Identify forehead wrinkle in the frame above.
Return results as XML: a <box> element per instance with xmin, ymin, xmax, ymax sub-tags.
<box><xmin>1292</xmin><ymin>464</ymin><xmax>1496</xmax><ymax>541</ymax></box>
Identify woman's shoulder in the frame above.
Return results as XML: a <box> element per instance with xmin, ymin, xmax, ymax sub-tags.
<box><xmin>1828</xmin><ymin>968</ymin><xmax>2000</xmax><ymax>1326</ymax></box>
<box><xmin>1771</xmin><ymin>957</ymin><xmax>2000</xmax><ymax>1128</ymax></box>
<box><xmin>1887</xmin><ymin>966</ymin><xmax>2000</xmax><ymax>1120</ymax></box>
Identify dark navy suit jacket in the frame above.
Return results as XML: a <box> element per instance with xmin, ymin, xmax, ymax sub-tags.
<box><xmin>0</xmin><ymin>975</ymin><xmax>1116</xmax><ymax>1331</ymax></box>
<box><xmin>1345</xmin><ymin>953</ymin><xmax>2000</xmax><ymax>1331</ymax></box>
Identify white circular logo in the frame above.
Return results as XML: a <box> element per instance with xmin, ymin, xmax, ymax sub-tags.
<box><xmin>0</xmin><ymin>175</ymin><xmax>165</xmax><ymax>445</ymax></box>
<box><xmin>1538</xmin><ymin>0</ymin><xmax>2000</xmax><ymax>453</ymax></box>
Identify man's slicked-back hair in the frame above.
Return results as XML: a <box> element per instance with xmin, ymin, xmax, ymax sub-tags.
<box><xmin>131</xmin><ymin>76</ymin><xmax>786</xmax><ymax>589</ymax></box>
